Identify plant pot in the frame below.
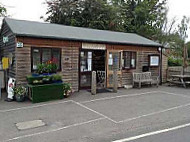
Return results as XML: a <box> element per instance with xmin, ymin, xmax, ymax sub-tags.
<box><xmin>15</xmin><ymin>95</ymin><xmax>25</xmax><ymax>102</ymax></box>
<box><xmin>52</xmin><ymin>80</ymin><xmax>63</xmax><ymax>84</ymax></box>
<box><xmin>32</xmin><ymin>73</ymin><xmax>40</xmax><ymax>77</ymax></box>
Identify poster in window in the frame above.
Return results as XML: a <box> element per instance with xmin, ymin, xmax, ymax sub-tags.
<box><xmin>108</xmin><ymin>54</ymin><xmax>113</xmax><ymax>65</ymax></box>
<box><xmin>150</xmin><ymin>56</ymin><xmax>159</xmax><ymax>66</ymax></box>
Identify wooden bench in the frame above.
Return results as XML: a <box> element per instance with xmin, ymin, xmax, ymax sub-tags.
<box><xmin>132</xmin><ymin>72</ymin><xmax>159</xmax><ymax>88</ymax></box>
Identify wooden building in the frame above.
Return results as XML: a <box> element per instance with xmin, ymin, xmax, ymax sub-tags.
<box><xmin>0</xmin><ymin>18</ymin><xmax>167</xmax><ymax>91</ymax></box>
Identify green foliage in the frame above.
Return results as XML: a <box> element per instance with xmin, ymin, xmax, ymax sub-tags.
<box><xmin>187</xmin><ymin>42</ymin><xmax>190</xmax><ymax>58</ymax></box>
<box><xmin>37</xmin><ymin>63</ymin><xmax>58</xmax><ymax>74</ymax></box>
<box><xmin>63</xmin><ymin>83</ymin><xmax>72</xmax><ymax>96</ymax></box>
<box><xmin>44</xmin><ymin>0</ymin><xmax>167</xmax><ymax>39</ymax></box>
<box><xmin>51</xmin><ymin>74</ymin><xmax>62</xmax><ymax>81</ymax></box>
<box><xmin>168</xmin><ymin>57</ymin><xmax>182</xmax><ymax>66</ymax></box>
<box><xmin>121</xmin><ymin>0</ymin><xmax>167</xmax><ymax>39</ymax></box>
<box><xmin>13</xmin><ymin>86</ymin><xmax>27</xmax><ymax>97</ymax></box>
<box><xmin>0</xmin><ymin>4</ymin><xmax>7</xmax><ymax>17</ymax></box>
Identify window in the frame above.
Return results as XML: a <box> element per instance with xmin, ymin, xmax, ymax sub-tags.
<box><xmin>32</xmin><ymin>48</ymin><xmax>61</xmax><ymax>71</ymax></box>
<box><xmin>80</xmin><ymin>51</ymin><xmax>92</xmax><ymax>72</ymax></box>
<box><xmin>108</xmin><ymin>52</ymin><xmax>121</xmax><ymax>71</ymax></box>
<box><xmin>122</xmin><ymin>51</ymin><xmax>136</xmax><ymax>69</ymax></box>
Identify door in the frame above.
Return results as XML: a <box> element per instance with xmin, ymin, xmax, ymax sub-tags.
<box><xmin>80</xmin><ymin>51</ymin><xmax>92</xmax><ymax>89</ymax></box>
<box><xmin>107</xmin><ymin>50</ymin><xmax>122</xmax><ymax>88</ymax></box>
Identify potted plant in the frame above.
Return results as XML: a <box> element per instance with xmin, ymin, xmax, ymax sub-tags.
<box><xmin>63</xmin><ymin>83</ymin><xmax>72</xmax><ymax>98</ymax></box>
<box><xmin>51</xmin><ymin>74</ymin><xmax>63</xmax><ymax>83</ymax></box>
<box><xmin>13</xmin><ymin>86</ymin><xmax>27</xmax><ymax>102</ymax></box>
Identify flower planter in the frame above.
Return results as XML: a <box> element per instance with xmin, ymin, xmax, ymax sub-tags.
<box><xmin>15</xmin><ymin>95</ymin><xmax>25</xmax><ymax>102</ymax></box>
<box><xmin>27</xmin><ymin>83</ymin><xmax>64</xmax><ymax>103</ymax></box>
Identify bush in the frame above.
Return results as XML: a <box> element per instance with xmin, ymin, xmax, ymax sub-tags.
<box><xmin>168</xmin><ymin>57</ymin><xmax>182</xmax><ymax>66</ymax></box>
<box><xmin>63</xmin><ymin>83</ymin><xmax>72</xmax><ymax>97</ymax></box>
<box><xmin>51</xmin><ymin>74</ymin><xmax>62</xmax><ymax>81</ymax></box>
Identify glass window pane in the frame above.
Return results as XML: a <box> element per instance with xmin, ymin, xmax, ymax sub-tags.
<box><xmin>80</xmin><ymin>51</ymin><xmax>92</xmax><ymax>72</ymax></box>
<box><xmin>123</xmin><ymin>52</ymin><xmax>130</xmax><ymax>69</ymax></box>
<box><xmin>32</xmin><ymin>49</ymin><xmax>40</xmax><ymax>70</ymax></box>
<box><xmin>42</xmin><ymin>48</ymin><xmax>51</xmax><ymax>63</ymax></box>
<box><xmin>52</xmin><ymin>49</ymin><xmax>61</xmax><ymax>70</ymax></box>
<box><xmin>131</xmin><ymin>52</ymin><xmax>136</xmax><ymax>68</ymax></box>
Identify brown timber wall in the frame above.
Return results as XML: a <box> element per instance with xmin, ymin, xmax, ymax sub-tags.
<box><xmin>16</xmin><ymin>37</ymin><xmax>80</xmax><ymax>91</ymax></box>
<box><xmin>107</xmin><ymin>44</ymin><xmax>160</xmax><ymax>85</ymax></box>
<box><xmin>0</xmin><ymin>21</ymin><xmax>16</xmax><ymax>78</ymax></box>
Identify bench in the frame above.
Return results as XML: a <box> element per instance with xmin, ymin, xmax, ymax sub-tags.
<box><xmin>132</xmin><ymin>72</ymin><xmax>159</xmax><ymax>88</ymax></box>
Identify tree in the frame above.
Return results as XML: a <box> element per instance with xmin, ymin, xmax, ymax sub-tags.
<box><xmin>119</xmin><ymin>0</ymin><xmax>168</xmax><ymax>40</ymax></box>
<box><xmin>176</xmin><ymin>16</ymin><xmax>190</xmax><ymax>73</ymax></box>
<box><xmin>45</xmin><ymin>0</ymin><xmax>123</xmax><ymax>31</ymax></box>
<box><xmin>0</xmin><ymin>4</ymin><xmax>7</xmax><ymax>17</ymax></box>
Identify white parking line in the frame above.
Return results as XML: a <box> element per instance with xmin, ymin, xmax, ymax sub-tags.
<box><xmin>5</xmin><ymin>117</ymin><xmax>105</xmax><ymax>142</ymax></box>
<box><xmin>117</xmin><ymin>102</ymin><xmax>190</xmax><ymax>123</ymax></box>
<box><xmin>159</xmin><ymin>91</ymin><xmax>190</xmax><ymax>99</ymax></box>
<box><xmin>0</xmin><ymin>100</ymin><xmax>72</xmax><ymax>113</ymax></box>
<box><xmin>72</xmin><ymin>100</ymin><xmax>118</xmax><ymax>123</ymax></box>
<box><xmin>81</xmin><ymin>91</ymin><xmax>159</xmax><ymax>104</ymax></box>
<box><xmin>112</xmin><ymin>123</ymin><xmax>190</xmax><ymax>142</ymax></box>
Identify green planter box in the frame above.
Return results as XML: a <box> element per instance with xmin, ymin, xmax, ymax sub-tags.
<box><xmin>27</xmin><ymin>83</ymin><xmax>64</xmax><ymax>103</ymax></box>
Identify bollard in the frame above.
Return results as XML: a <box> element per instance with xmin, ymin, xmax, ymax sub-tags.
<box><xmin>91</xmin><ymin>71</ymin><xmax>96</xmax><ymax>95</ymax></box>
<box><xmin>0</xmin><ymin>78</ymin><xmax>1</xmax><ymax>99</ymax></box>
<box><xmin>113</xmin><ymin>69</ymin><xmax>118</xmax><ymax>93</ymax></box>
<box><xmin>113</xmin><ymin>53</ymin><xmax>118</xmax><ymax>93</ymax></box>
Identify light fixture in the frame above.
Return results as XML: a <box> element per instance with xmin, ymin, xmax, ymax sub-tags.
<box><xmin>158</xmin><ymin>47</ymin><xmax>162</xmax><ymax>52</ymax></box>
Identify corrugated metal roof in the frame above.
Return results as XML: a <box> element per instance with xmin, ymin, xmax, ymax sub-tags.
<box><xmin>4</xmin><ymin>18</ymin><xmax>162</xmax><ymax>47</ymax></box>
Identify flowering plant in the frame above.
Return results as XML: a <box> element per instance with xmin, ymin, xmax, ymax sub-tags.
<box><xmin>37</xmin><ymin>58</ymin><xmax>58</xmax><ymax>74</ymax></box>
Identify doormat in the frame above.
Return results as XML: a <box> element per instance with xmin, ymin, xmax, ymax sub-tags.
<box><xmin>87</xmin><ymin>89</ymin><xmax>112</xmax><ymax>93</ymax></box>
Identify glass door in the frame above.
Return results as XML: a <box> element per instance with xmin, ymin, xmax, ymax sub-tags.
<box><xmin>106</xmin><ymin>50</ymin><xmax>122</xmax><ymax>88</ymax></box>
<box><xmin>80</xmin><ymin>51</ymin><xmax>92</xmax><ymax>89</ymax></box>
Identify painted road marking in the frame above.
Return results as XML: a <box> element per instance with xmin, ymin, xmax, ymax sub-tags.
<box><xmin>117</xmin><ymin>102</ymin><xmax>190</xmax><ymax>123</ymax></box>
<box><xmin>72</xmin><ymin>100</ymin><xmax>117</xmax><ymax>123</ymax></box>
<box><xmin>159</xmin><ymin>91</ymin><xmax>190</xmax><ymax>99</ymax></box>
<box><xmin>112</xmin><ymin>123</ymin><xmax>190</xmax><ymax>142</ymax></box>
<box><xmin>0</xmin><ymin>100</ymin><xmax>72</xmax><ymax>113</ymax></box>
<box><xmin>81</xmin><ymin>91</ymin><xmax>159</xmax><ymax>104</ymax></box>
<box><xmin>0</xmin><ymin>91</ymin><xmax>158</xmax><ymax>113</ymax></box>
<box><xmin>5</xmin><ymin>117</ymin><xmax>105</xmax><ymax>142</ymax></box>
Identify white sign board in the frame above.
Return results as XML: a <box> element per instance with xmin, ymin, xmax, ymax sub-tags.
<box><xmin>82</xmin><ymin>43</ymin><xmax>106</xmax><ymax>50</ymax></box>
<box><xmin>150</xmin><ymin>56</ymin><xmax>159</xmax><ymax>66</ymax></box>
<box><xmin>3</xmin><ymin>36</ymin><xmax>9</xmax><ymax>43</ymax></box>
<box><xmin>16</xmin><ymin>42</ymin><xmax>24</xmax><ymax>48</ymax></box>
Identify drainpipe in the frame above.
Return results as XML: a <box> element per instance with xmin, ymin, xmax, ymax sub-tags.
<box><xmin>159</xmin><ymin>47</ymin><xmax>163</xmax><ymax>85</ymax></box>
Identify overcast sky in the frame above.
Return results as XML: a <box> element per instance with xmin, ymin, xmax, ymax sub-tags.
<box><xmin>1</xmin><ymin>0</ymin><xmax>190</xmax><ymax>41</ymax></box>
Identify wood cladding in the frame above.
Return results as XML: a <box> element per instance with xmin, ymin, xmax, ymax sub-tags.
<box><xmin>0</xmin><ymin>21</ymin><xmax>16</xmax><ymax>78</ymax></box>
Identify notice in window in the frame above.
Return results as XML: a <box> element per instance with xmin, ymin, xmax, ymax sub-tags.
<box><xmin>150</xmin><ymin>56</ymin><xmax>159</xmax><ymax>66</ymax></box>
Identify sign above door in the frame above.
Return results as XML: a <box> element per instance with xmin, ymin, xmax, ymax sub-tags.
<box><xmin>82</xmin><ymin>43</ymin><xmax>106</xmax><ymax>50</ymax></box>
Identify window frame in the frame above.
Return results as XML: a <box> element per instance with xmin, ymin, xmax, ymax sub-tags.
<box><xmin>122</xmin><ymin>51</ymin><xmax>137</xmax><ymax>70</ymax></box>
<box><xmin>31</xmin><ymin>47</ymin><xmax>61</xmax><ymax>72</ymax></box>
<box><xmin>149</xmin><ymin>54</ymin><xmax>160</xmax><ymax>67</ymax></box>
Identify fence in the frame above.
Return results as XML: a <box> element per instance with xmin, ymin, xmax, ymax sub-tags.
<box><xmin>167</xmin><ymin>66</ymin><xmax>190</xmax><ymax>80</ymax></box>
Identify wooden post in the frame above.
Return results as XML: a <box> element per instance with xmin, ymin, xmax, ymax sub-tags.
<box><xmin>0</xmin><ymin>78</ymin><xmax>1</xmax><ymax>99</ymax></box>
<box><xmin>91</xmin><ymin>71</ymin><xmax>96</xmax><ymax>95</ymax></box>
<box><xmin>113</xmin><ymin>53</ymin><xmax>118</xmax><ymax>93</ymax></box>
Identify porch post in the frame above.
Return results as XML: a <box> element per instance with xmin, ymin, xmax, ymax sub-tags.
<box><xmin>0</xmin><ymin>78</ymin><xmax>1</xmax><ymax>99</ymax></box>
<box><xmin>113</xmin><ymin>53</ymin><xmax>118</xmax><ymax>93</ymax></box>
<box><xmin>91</xmin><ymin>71</ymin><xmax>96</xmax><ymax>95</ymax></box>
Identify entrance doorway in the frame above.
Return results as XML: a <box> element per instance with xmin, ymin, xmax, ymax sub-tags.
<box><xmin>80</xmin><ymin>50</ymin><xmax>106</xmax><ymax>89</ymax></box>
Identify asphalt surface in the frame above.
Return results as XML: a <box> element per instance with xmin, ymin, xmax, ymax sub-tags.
<box><xmin>128</xmin><ymin>124</ymin><xmax>190</xmax><ymax>142</ymax></box>
<box><xmin>0</xmin><ymin>86</ymin><xmax>190</xmax><ymax>142</ymax></box>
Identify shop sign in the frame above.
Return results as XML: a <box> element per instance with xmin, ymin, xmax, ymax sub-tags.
<box><xmin>3</xmin><ymin>36</ymin><xmax>8</xmax><ymax>43</ymax></box>
<box><xmin>82</xmin><ymin>43</ymin><xmax>106</xmax><ymax>50</ymax></box>
<box><xmin>16</xmin><ymin>42</ymin><xmax>24</xmax><ymax>48</ymax></box>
